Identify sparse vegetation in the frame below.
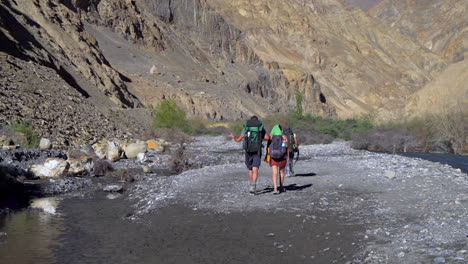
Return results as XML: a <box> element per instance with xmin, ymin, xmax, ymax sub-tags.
<box><xmin>352</xmin><ymin>110</ymin><xmax>468</xmax><ymax>154</ymax></box>
<box><xmin>152</xmin><ymin>99</ymin><xmax>224</xmax><ymax>136</ymax></box>
<box><xmin>0</xmin><ymin>120</ymin><xmax>40</xmax><ymax>148</ymax></box>
<box><xmin>262</xmin><ymin>113</ymin><xmax>374</xmax><ymax>144</ymax></box>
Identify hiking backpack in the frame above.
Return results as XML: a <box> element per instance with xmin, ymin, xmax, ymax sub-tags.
<box><xmin>243</xmin><ymin>120</ymin><xmax>264</xmax><ymax>153</ymax></box>
<box><xmin>283</xmin><ymin>128</ymin><xmax>298</xmax><ymax>152</ymax></box>
<box><xmin>269</xmin><ymin>135</ymin><xmax>287</xmax><ymax>159</ymax></box>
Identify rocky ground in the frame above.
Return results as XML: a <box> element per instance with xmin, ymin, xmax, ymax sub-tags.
<box><xmin>0</xmin><ymin>137</ymin><xmax>467</xmax><ymax>263</ymax></box>
<box><xmin>0</xmin><ymin>55</ymin><xmax>150</xmax><ymax>149</ymax></box>
<box><xmin>128</xmin><ymin>138</ymin><xmax>467</xmax><ymax>263</ymax></box>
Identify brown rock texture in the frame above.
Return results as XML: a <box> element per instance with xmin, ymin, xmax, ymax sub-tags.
<box><xmin>0</xmin><ymin>0</ymin><xmax>140</xmax><ymax>107</ymax></box>
<box><xmin>369</xmin><ymin>0</ymin><xmax>467</xmax><ymax>63</ymax></box>
<box><xmin>1</xmin><ymin>0</ymin><xmax>464</xmax><ymax>146</ymax></box>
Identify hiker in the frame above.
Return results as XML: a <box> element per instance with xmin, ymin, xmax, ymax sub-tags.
<box><xmin>229</xmin><ymin>116</ymin><xmax>270</xmax><ymax>194</ymax></box>
<box><xmin>283</xmin><ymin>127</ymin><xmax>299</xmax><ymax>177</ymax></box>
<box><xmin>266</xmin><ymin>124</ymin><xmax>290</xmax><ymax>194</ymax></box>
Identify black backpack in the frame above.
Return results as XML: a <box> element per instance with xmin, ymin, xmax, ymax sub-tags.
<box><xmin>269</xmin><ymin>135</ymin><xmax>287</xmax><ymax>159</ymax></box>
<box><xmin>243</xmin><ymin>120</ymin><xmax>264</xmax><ymax>153</ymax></box>
<box><xmin>283</xmin><ymin>128</ymin><xmax>298</xmax><ymax>152</ymax></box>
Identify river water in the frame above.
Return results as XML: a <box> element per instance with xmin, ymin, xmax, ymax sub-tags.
<box><xmin>396</xmin><ymin>152</ymin><xmax>468</xmax><ymax>174</ymax></box>
<box><xmin>0</xmin><ymin>192</ymin><xmax>363</xmax><ymax>264</ymax></box>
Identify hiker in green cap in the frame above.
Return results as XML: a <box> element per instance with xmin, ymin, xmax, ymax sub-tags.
<box><xmin>266</xmin><ymin>124</ymin><xmax>290</xmax><ymax>194</ymax></box>
<box><xmin>229</xmin><ymin>116</ymin><xmax>270</xmax><ymax>194</ymax></box>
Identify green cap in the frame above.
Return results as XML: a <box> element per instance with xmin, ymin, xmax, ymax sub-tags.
<box><xmin>270</xmin><ymin>124</ymin><xmax>283</xmax><ymax>136</ymax></box>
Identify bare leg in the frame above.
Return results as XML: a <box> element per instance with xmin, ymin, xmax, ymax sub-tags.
<box><xmin>251</xmin><ymin>167</ymin><xmax>259</xmax><ymax>183</ymax></box>
<box><xmin>279</xmin><ymin>168</ymin><xmax>286</xmax><ymax>191</ymax></box>
<box><xmin>271</xmin><ymin>165</ymin><xmax>279</xmax><ymax>191</ymax></box>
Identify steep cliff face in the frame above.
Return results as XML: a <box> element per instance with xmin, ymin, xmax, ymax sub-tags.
<box><xmin>369</xmin><ymin>0</ymin><xmax>467</xmax><ymax>63</ymax></box>
<box><xmin>0</xmin><ymin>0</ymin><xmax>458</xmax><ymax>129</ymax></box>
<box><xmin>205</xmin><ymin>0</ymin><xmax>445</xmax><ymax>119</ymax></box>
<box><xmin>0</xmin><ymin>0</ymin><xmax>140</xmax><ymax>107</ymax></box>
<box><xmin>76</xmin><ymin>0</ymin><xmax>447</xmax><ymax>120</ymax></box>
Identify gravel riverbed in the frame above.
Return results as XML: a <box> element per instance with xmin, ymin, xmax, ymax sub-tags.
<box><xmin>1</xmin><ymin>137</ymin><xmax>466</xmax><ymax>263</ymax></box>
<box><xmin>128</xmin><ymin>137</ymin><xmax>467</xmax><ymax>263</ymax></box>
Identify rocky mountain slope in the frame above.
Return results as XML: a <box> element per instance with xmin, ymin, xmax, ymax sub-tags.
<box><xmin>345</xmin><ymin>0</ymin><xmax>383</xmax><ymax>10</ymax></box>
<box><xmin>0</xmin><ymin>0</ymin><xmax>462</xmax><ymax>146</ymax></box>
<box><xmin>369</xmin><ymin>0</ymin><xmax>467</xmax><ymax>63</ymax></box>
<box><xmin>370</xmin><ymin>0</ymin><xmax>467</xmax><ymax>117</ymax></box>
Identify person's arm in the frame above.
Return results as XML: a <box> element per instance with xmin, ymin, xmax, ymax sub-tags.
<box><xmin>284</xmin><ymin>135</ymin><xmax>290</xmax><ymax>156</ymax></box>
<box><xmin>228</xmin><ymin>132</ymin><xmax>244</xmax><ymax>142</ymax></box>
<box><xmin>294</xmin><ymin>134</ymin><xmax>299</xmax><ymax>147</ymax></box>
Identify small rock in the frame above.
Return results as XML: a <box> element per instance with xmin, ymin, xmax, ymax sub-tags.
<box><xmin>137</xmin><ymin>152</ymin><xmax>147</xmax><ymax>162</ymax></box>
<box><xmin>433</xmin><ymin>257</ymin><xmax>445</xmax><ymax>263</ymax></box>
<box><xmin>385</xmin><ymin>170</ymin><xmax>396</xmax><ymax>179</ymax></box>
<box><xmin>106</xmin><ymin>193</ymin><xmax>122</xmax><ymax>200</ymax></box>
<box><xmin>103</xmin><ymin>184</ymin><xmax>123</xmax><ymax>193</ymax></box>
<box><xmin>266</xmin><ymin>233</ymin><xmax>275</xmax><ymax>237</ymax></box>
<box><xmin>143</xmin><ymin>166</ymin><xmax>152</xmax><ymax>173</ymax></box>
<box><xmin>39</xmin><ymin>138</ymin><xmax>52</xmax><ymax>149</ymax></box>
<box><xmin>397</xmin><ymin>252</ymin><xmax>405</xmax><ymax>258</ymax></box>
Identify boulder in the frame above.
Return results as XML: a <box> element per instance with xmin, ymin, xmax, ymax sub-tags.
<box><xmin>68</xmin><ymin>156</ymin><xmax>93</xmax><ymax>176</ymax></box>
<box><xmin>147</xmin><ymin>139</ymin><xmax>166</xmax><ymax>152</ymax></box>
<box><xmin>107</xmin><ymin>141</ymin><xmax>121</xmax><ymax>162</ymax></box>
<box><xmin>30</xmin><ymin>158</ymin><xmax>70</xmax><ymax>178</ymax></box>
<box><xmin>124</xmin><ymin>142</ymin><xmax>147</xmax><ymax>158</ymax></box>
<box><xmin>92</xmin><ymin>141</ymin><xmax>108</xmax><ymax>159</ymax></box>
<box><xmin>81</xmin><ymin>144</ymin><xmax>95</xmax><ymax>156</ymax></box>
<box><xmin>39</xmin><ymin>138</ymin><xmax>52</xmax><ymax>149</ymax></box>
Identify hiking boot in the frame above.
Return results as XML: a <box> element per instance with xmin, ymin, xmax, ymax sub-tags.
<box><xmin>249</xmin><ymin>185</ymin><xmax>256</xmax><ymax>194</ymax></box>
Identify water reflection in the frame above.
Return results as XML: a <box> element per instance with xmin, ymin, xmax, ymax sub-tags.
<box><xmin>0</xmin><ymin>197</ymin><xmax>64</xmax><ymax>264</ymax></box>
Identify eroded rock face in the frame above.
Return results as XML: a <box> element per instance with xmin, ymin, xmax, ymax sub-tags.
<box><xmin>369</xmin><ymin>0</ymin><xmax>467</xmax><ymax>63</ymax></box>
<box><xmin>0</xmin><ymin>0</ymin><xmax>462</xmax><ymax>127</ymax></box>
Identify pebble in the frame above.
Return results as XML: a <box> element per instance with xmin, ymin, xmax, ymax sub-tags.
<box><xmin>266</xmin><ymin>233</ymin><xmax>275</xmax><ymax>237</ymax></box>
<box><xmin>433</xmin><ymin>257</ymin><xmax>445</xmax><ymax>263</ymax></box>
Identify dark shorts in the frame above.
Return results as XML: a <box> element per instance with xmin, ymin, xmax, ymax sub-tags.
<box><xmin>245</xmin><ymin>151</ymin><xmax>262</xmax><ymax>170</ymax></box>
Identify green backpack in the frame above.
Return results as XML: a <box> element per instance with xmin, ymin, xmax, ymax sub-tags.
<box><xmin>243</xmin><ymin>120</ymin><xmax>264</xmax><ymax>153</ymax></box>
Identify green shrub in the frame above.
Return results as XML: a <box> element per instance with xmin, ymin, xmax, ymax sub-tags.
<box><xmin>152</xmin><ymin>99</ymin><xmax>188</xmax><ymax>131</ymax></box>
<box><xmin>152</xmin><ymin>99</ymin><xmax>218</xmax><ymax>136</ymax></box>
<box><xmin>9</xmin><ymin>120</ymin><xmax>40</xmax><ymax>148</ymax></box>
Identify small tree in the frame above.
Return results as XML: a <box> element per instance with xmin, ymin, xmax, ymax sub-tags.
<box><xmin>152</xmin><ymin>99</ymin><xmax>187</xmax><ymax>130</ymax></box>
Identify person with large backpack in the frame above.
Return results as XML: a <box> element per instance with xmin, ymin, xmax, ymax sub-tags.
<box><xmin>283</xmin><ymin>127</ymin><xmax>299</xmax><ymax>177</ymax></box>
<box><xmin>266</xmin><ymin>124</ymin><xmax>290</xmax><ymax>194</ymax></box>
<box><xmin>229</xmin><ymin>116</ymin><xmax>270</xmax><ymax>194</ymax></box>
